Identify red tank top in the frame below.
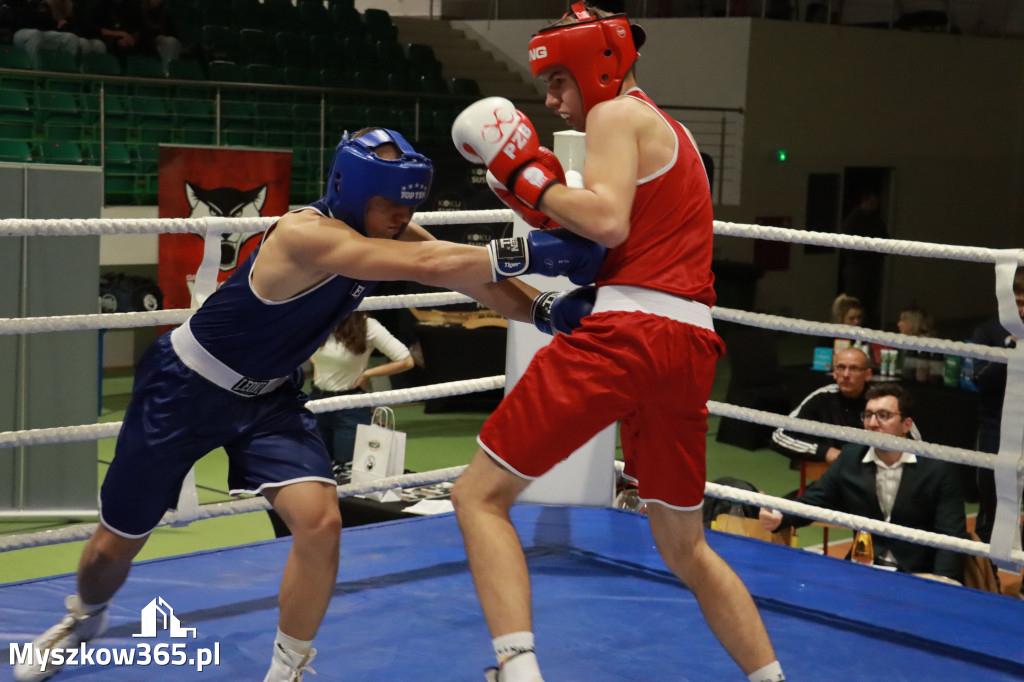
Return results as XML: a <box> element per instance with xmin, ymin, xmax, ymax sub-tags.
<box><xmin>595</xmin><ymin>90</ymin><xmax>716</xmax><ymax>307</ymax></box>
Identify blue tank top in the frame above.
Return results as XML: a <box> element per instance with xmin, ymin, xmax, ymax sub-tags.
<box><xmin>187</xmin><ymin>199</ymin><xmax>378</xmax><ymax>379</ymax></box>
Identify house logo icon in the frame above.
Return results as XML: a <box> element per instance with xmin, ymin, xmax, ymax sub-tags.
<box><xmin>132</xmin><ymin>597</ymin><xmax>197</xmax><ymax>639</ymax></box>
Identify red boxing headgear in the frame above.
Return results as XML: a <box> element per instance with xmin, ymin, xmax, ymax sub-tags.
<box><xmin>528</xmin><ymin>2</ymin><xmax>645</xmax><ymax>117</ymax></box>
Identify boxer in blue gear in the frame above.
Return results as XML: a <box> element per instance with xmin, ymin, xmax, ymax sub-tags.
<box><xmin>14</xmin><ymin>127</ymin><xmax>602</xmax><ymax>682</ymax></box>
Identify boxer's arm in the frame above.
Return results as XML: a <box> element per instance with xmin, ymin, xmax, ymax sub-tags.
<box><xmin>536</xmin><ymin>99</ymin><xmax>640</xmax><ymax>248</ymax></box>
<box><xmin>403</xmin><ymin>223</ymin><xmax>538</xmax><ymax>324</ymax></box>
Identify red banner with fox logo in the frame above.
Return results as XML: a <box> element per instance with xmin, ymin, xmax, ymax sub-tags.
<box><xmin>157</xmin><ymin>145</ymin><xmax>292</xmax><ymax>314</ymax></box>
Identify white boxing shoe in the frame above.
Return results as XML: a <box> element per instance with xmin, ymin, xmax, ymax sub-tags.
<box><xmin>484</xmin><ymin>651</ymin><xmax>544</xmax><ymax>682</ymax></box>
<box><xmin>263</xmin><ymin>642</ymin><xmax>317</xmax><ymax>682</ymax></box>
<box><xmin>13</xmin><ymin>595</ymin><xmax>109</xmax><ymax>682</ymax></box>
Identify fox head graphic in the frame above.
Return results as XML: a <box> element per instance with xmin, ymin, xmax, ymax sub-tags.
<box><xmin>185</xmin><ymin>182</ymin><xmax>268</xmax><ymax>270</ymax></box>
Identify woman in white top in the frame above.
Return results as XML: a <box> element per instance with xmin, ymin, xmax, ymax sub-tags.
<box><xmin>310</xmin><ymin>312</ymin><xmax>414</xmax><ymax>467</ymax></box>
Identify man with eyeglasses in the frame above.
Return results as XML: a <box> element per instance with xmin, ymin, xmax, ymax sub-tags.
<box><xmin>771</xmin><ymin>347</ymin><xmax>875</xmax><ymax>468</ymax></box>
<box><xmin>760</xmin><ymin>384</ymin><xmax>967</xmax><ymax>581</ymax></box>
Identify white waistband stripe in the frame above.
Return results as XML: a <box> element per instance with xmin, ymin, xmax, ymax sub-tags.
<box><xmin>170</xmin><ymin>320</ymin><xmax>287</xmax><ymax>397</ymax></box>
<box><xmin>592</xmin><ymin>285</ymin><xmax>714</xmax><ymax>331</ymax></box>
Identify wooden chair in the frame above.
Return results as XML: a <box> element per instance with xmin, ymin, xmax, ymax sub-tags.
<box><xmin>712</xmin><ymin>514</ymin><xmax>795</xmax><ymax>548</ymax></box>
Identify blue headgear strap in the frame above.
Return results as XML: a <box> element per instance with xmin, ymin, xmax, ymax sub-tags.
<box><xmin>326</xmin><ymin>129</ymin><xmax>434</xmax><ymax>235</ymax></box>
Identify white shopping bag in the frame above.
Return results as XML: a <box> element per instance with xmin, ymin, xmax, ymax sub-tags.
<box><xmin>351</xmin><ymin>407</ymin><xmax>406</xmax><ymax>502</ymax></box>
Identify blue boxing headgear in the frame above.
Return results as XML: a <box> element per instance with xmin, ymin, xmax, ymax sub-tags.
<box><xmin>326</xmin><ymin>128</ymin><xmax>433</xmax><ymax>235</ymax></box>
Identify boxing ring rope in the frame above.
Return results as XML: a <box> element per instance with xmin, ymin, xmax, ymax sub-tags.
<box><xmin>1</xmin><ymin>213</ymin><xmax>1022</xmax><ymax>575</ymax></box>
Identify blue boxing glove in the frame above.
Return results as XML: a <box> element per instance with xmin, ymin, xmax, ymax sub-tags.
<box><xmin>487</xmin><ymin>228</ymin><xmax>606</xmax><ymax>285</ymax></box>
<box><xmin>531</xmin><ymin>286</ymin><xmax>597</xmax><ymax>335</ymax></box>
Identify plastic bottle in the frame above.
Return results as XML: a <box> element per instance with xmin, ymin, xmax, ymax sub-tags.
<box><xmin>852</xmin><ymin>531</ymin><xmax>874</xmax><ymax>565</ymax></box>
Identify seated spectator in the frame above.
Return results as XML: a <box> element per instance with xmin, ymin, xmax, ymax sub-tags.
<box><xmin>831</xmin><ymin>293</ymin><xmax>864</xmax><ymax>327</ymax></box>
<box><xmin>772</xmin><ymin>346</ymin><xmax>873</xmax><ymax>467</ymax></box>
<box><xmin>89</xmin><ymin>0</ymin><xmax>143</xmax><ymax>57</ymax></box>
<box><xmin>4</xmin><ymin>0</ymin><xmax>102</xmax><ymax>68</ymax></box>
<box><xmin>897</xmin><ymin>306</ymin><xmax>934</xmax><ymax>337</ymax></box>
<box><xmin>139</xmin><ymin>0</ymin><xmax>180</xmax><ymax>72</ymax></box>
<box><xmin>829</xmin><ymin>293</ymin><xmax>870</xmax><ymax>356</ymax></box>
<box><xmin>760</xmin><ymin>384</ymin><xmax>967</xmax><ymax>582</ymax></box>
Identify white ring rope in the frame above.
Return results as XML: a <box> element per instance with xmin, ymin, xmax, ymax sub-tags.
<box><xmin>0</xmin><ymin>376</ymin><xmax>505</xmax><ymax>449</ymax></box>
<box><xmin>2</xmin><ymin>212</ymin><xmax>1020</xmax><ymax>573</ymax></box>
<box><xmin>704</xmin><ymin>481</ymin><xmax>1024</xmax><ymax>563</ymax></box>
<box><xmin>0</xmin><ymin>292</ymin><xmax>475</xmax><ymax>336</ymax></box>
<box><xmin>3</xmin><ymin>213</ymin><xmax>1022</xmax><ymax>267</ymax></box>
<box><xmin>0</xmin><ymin>466</ymin><xmax>467</xmax><ymax>552</ymax></box>
<box><xmin>0</xmin><ymin>304</ymin><xmax>1011</xmax><ymax>367</ymax></box>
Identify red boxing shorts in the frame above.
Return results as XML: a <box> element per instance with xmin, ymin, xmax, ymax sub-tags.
<box><xmin>479</xmin><ymin>310</ymin><xmax>724</xmax><ymax>509</ymax></box>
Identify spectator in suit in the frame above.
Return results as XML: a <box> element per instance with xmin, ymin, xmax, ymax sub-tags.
<box><xmin>760</xmin><ymin>384</ymin><xmax>967</xmax><ymax>582</ymax></box>
<box><xmin>771</xmin><ymin>346</ymin><xmax>874</xmax><ymax>468</ymax></box>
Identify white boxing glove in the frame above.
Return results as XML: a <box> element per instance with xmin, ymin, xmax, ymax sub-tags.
<box><xmin>452</xmin><ymin>97</ymin><xmax>562</xmax><ymax>209</ymax></box>
<box><xmin>451</xmin><ymin>96</ymin><xmax>519</xmax><ymax>166</ymax></box>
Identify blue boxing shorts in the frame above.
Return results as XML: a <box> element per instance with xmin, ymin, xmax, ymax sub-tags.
<box><xmin>100</xmin><ymin>332</ymin><xmax>334</xmax><ymax>538</ymax></box>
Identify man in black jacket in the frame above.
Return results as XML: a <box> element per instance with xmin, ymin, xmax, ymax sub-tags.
<box><xmin>771</xmin><ymin>346</ymin><xmax>873</xmax><ymax>467</ymax></box>
<box><xmin>760</xmin><ymin>384</ymin><xmax>967</xmax><ymax>581</ymax></box>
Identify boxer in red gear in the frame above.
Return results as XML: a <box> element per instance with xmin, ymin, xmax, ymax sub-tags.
<box><xmin>452</xmin><ymin>4</ymin><xmax>785</xmax><ymax>682</ymax></box>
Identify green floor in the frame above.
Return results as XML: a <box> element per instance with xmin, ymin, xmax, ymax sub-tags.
<box><xmin>1</xmin><ymin>349</ymin><xmax>844</xmax><ymax>585</ymax></box>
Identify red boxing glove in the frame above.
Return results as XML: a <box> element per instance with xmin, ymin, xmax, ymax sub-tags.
<box><xmin>487</xmin><ymin>170</ymin><xmax>560</xmax><ymax>230</ymax></box>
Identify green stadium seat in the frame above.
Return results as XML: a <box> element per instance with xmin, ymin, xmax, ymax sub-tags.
<box><xmin>258</xmin><ymin>101</ymin><xmax>293</xmax><ymax>147</ymax></box>
<box><xmin>449</xmin><ymin>77</ymin><xmax>481</xmax><ymax>97</ymax></box>
<box><xmin>263</xmin><ymin>0</ymin><xmax>301</xmax><ymax>33</ymax></box>
<box><xmin>330</xmin><ymin>6</ymin><xmax>364</xmax><ymax>40</ymax></box>
<box><xmin>291</xmin><ymin>103</ymin><xmax>323</xmax><ymax>147</ymax></box>
<box><xmin>298</xmin><ymin>0</ymin><xmax>334</xmax><ymax>36</ymax></box>
<box><xmin>36</xmin><ymin>92</ymin><xmax>84</xmax><ymax>138</ymax></box>
<box><xmin>364</xmin><ymin>104</ymin><xmax>400</xmax><ymax>130</ymax></box>
<box><xmin>387</xmin><ymin>69</ymin><xmax>415</xmax><ymax>93</ymax></box>
<box><xmin>308</xmin><ymin>34</ymin><xmax>341</xmax><ymax>70</ymax></box>
<box><xmin>327</xmin><ymin>104</ymin><xmax>364</xmax><ymax>133</ymax></box>
<box><xmin>240</xmin><ymin>28</ymin><xmax>277</xmax><ymax>66</ymax></box>
<box><xmin>376</xmin><ymin>40</ymin><xmax>407</xmax><ymax>69</ymax></box>
<box><xmin>351</xmin><ymin>69</ymin><xmax>380</xmax><ymax>91</ymax></box>
<box><xmin>132</xmin><ymin>143</ymin><xmax>161</xmax><ymax>174</ymax></box>
<box><xmin>0</xmin><ymin>90</ymin><xmax>34</xmax><ymax>124</ymax></box>
<box><xmin>284</xmin><ymin>67</ymin><xmax>318</xmax><ymax>87</ymax></box>
<box><xmin>319</xmin><ymin>68</ymin><xmax>353</xmax><ymax>90</ymax></box>
<box><xmin>80</xmin><ymin>52</ymin><xmax>122</xmax><ymax>77</ymax></box>
<box><xmin>0</xmin><ymin>44</ymin><xmax>36</xmax><ymax>93</ymax></box>
<box><xmin>362</xmin><ymin>8</ymin><xmax>397</xmax><ymax>44</ymax></box>
<box><xmin>167</xmin><ymin>58</ymin><xmax>205</xmax><ymax>80</ymax></box>
<box><xmin>418</xmin><ymin>72</ymin><xmax>448</xmax><ymax>95</ymax></box>
<box><xmin>125</xmin><ymin>55</ymin><xmax>171</xmax><ymax>97</ymax></box>
<box><xmin>276</xmin><ymin>32</ymin><xmax>311</xmax><ymax>68</ymax></box>
<box><xmin>38</xmin><ymin>49</ymin><xmax>84</xmax><ymax>93</ymax></box>
<box><xmin>202</xmin><ymin>25</ymin><xmax>241</xmax><ymax>63</ymax></box>
<box><xmin>342</xmin><ymin>36</ymin><xmax>374</xmax><ymax>73</ymax></box>
<box><xmin>202</xmin><ymin>1</ymin><xmax>235</xmax><ymax>29</ymax></box>
<box><xmin>171</xmin><ymin>98</ymin><xmax>215</xmax><ymax>144</ymax></box>
<box><xmin>37</xmin><ymin>141</ymin><xmax>84</xmax><ymax>165</ymax></box>
<box><xmin>221</xmin><ymin>100</ymin><xmax>259</xmax><ymax>145</ymax></box>
<box><xmin>245</xmin><ymin>63</ymin><xmax>287</xmax><ymax>85</ymax></box>
<box><xmin>207</xmin><ymin>60</ymin><xmax>246</xmax><ymax>83</ymax></box>
<box><xmin>0</xmin><ymin>140</ymin><xmax>32</xmax><ymax>163</ymax></box>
